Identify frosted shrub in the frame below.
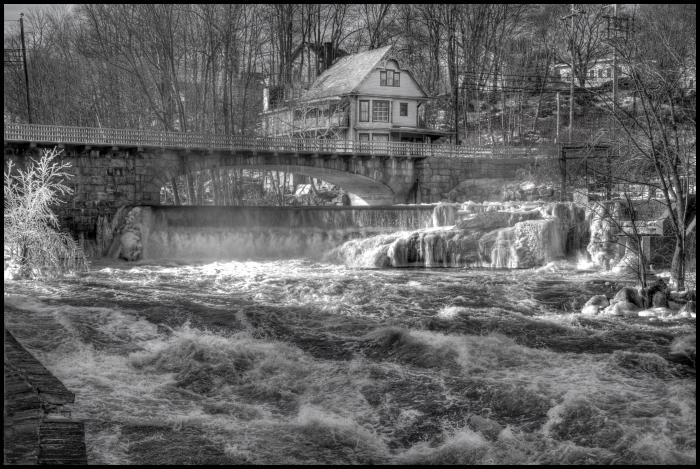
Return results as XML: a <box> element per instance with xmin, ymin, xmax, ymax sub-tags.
<box><xmin>4</xmin><ymin>147</ymin><xmax>87</xmax><ymax>279</ymax></box>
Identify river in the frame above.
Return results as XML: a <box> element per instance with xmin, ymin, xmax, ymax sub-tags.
<box><xmin>4</xmin><ymin>255</ymin><xmax>695</xmax><ymax>464</ymax></box>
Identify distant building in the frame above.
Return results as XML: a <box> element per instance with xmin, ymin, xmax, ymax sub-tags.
<box><xmin>553</xmin><ymin>57</ymin><xmax>631</xmax><ymax>88</ymax></box>
<box><xmin>261</xmin><ymin>45</ymin><xmax>449</xmax><ymax>143</ymax></box>
<box><xmin>679</xmin><ymin>64</ymin><xmax>696</xmax><ymax>95</ymax></box>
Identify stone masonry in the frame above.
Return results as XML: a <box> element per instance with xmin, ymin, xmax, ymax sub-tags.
<box><xmin>5</xmin><ymin>139</ymin><xmax>545</xmax><ymax>242</ymax></box>
<box><xmin>416</xmin><ymin>156</ymin><xmax>541</xmax><ymax>203</ymax></box>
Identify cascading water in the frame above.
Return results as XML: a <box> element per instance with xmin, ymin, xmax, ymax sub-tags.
<box><xmin>490</xmin><ymin>227</ymin><xmax>516</xmax><ymax>268</ymax></box>
<box><xmin>332</xmin><ymin>201</ymin><xmax>589</xmax><ymax>269</ymax></box>
<box><xmin>109</xmin><ymin>205</ymin><xmax>435</xmax><ymax>262</ymax></box>
<box><xmin>4</xmin><ymin>200</ymin><xmax>695</xmax><ymax>465</ymax></box>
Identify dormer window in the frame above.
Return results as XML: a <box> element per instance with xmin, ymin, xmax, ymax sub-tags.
<box><xmin>380</xmin><ymin>70</ymin><xmax>400</xmax><ymax>87</ymax></box>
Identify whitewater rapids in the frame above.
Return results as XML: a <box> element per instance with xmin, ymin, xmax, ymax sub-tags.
<box><xmin>4</xmin><ymin>258</ymin><xmax>695</xmax><ymax>465</ymax></box>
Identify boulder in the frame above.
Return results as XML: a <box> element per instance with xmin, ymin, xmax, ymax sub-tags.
<box><xmin>651</xmin><ymin>291</ymin><xmax>669</xmax><ymax>308</ymax></box>
<box><xmin>581</xmin><ymin>295</ymin><xmax>609</xmax><ymax>315</ymax></box>
<box><xmin>581</xmin><ymin>305</ymin><xmax>600</xmax><ymax>316</ymax></box>
<box><xmin>612</xmin><ymin>287</ymin><xmax>643</xmax><ymax>308</ymax></box>
<box><xmin>119</xmin><ymin>231</ymin><xmax>141</xmax><ymax>261</ymax></box>
<box><xmin>603</xmin><ymin>301</ymin><xmax>640</xmax><ymax>317</ymax></box>
<box><xmin>644</xmin><ymin>278</ymin><xmax>669</xmax><ymax>307</ymax></box>
<box><xmin>585</xmin><ymin>295</ymin><xmax>610</xmax><ymax>308</ymax></box>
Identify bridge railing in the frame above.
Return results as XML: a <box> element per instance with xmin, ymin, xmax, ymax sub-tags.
<box><xmin>4</xmin><ymin>123</ymin><xmax>558</xmax><ymax>159</ymax></box>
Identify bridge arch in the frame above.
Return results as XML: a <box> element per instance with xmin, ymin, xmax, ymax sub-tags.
<box><xmin>151</xmin><ymin>151</ymin><xmax>414</xmax><ymax>206</ymax></box>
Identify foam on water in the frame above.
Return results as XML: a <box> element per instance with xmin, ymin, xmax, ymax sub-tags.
<box><xmin>4</xmin><ymin>259</ymin><xmax>695</xmax><ymax>465</ymax></box>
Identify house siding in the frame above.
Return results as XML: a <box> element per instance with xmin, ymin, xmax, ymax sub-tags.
<box><xmin>356</xmin><ymin>60</ymin><xmax>425</xmax><ymax>98</ymax></box>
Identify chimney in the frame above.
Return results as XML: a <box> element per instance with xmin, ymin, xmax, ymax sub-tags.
<box><xmin>323</xmin><ymin>42</ymin><xmax>334</xmax><ymax>72</ymax></box>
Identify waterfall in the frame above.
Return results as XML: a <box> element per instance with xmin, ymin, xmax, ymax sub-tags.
<box><xmin>432</xmin><ymin>203</ymin><xmax>458</xmax><ymax>227</ymax></box>
<box><xmin>339</xmin><ymin>202</ymin><xmax>590</xmax><ymax>269</ymax></box>
<box><xmin>490</xmin><ymin>228</ymin><xmax>516</xmax><ymax>268</ymax></box>
<box><xmin>107</xmin><ymin>205</ymin><xmax>435</xmax><ymax>261</ymax></box>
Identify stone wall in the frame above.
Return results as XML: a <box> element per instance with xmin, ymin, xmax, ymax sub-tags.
<box><xmin>6</xmin><ymin>141</ymin><xmax>545</xmax><ymax>242</ymax></box>
<box><xmin>4</xmin><ymin>144</ymin><xmax>172</xmax><ymax>239</ymax></box>
<box><xmin>415</xmin><ymin>157</ymin><xmax>539</xmax><ymax>203</ymax></box>
<box><xmin>4</xmin><ymin>328</ymin><xmax>87</xmax><ymax>465</ymax></box>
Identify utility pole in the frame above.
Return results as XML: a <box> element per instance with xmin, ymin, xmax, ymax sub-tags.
<box><xmin>608</xmin><ymin>3</ymin><xmax>619</xmax><ymax>200</ymax></box>
<box><xmin>20</xmin><ymin>12</ymin><xmax>32</xmax><ymax>124</ymax></box>
<box><xmin>602</xmin><ymin>3</ymin><xmax>627</xmax><ymax>199</ymax></box>
<box><xmin>561</xmin><ymin>5</ymin><xmax>584</xmax><ymax>144</ymax></box>
<box><xmin>555</xmin><ymin>91</ymin><xmax>561</xmax><ymax>144</ymax></box>
<box><xmin>568</xmin><ymin>5</ymin><xmax>575</xmax><ymax>144</ymax></box>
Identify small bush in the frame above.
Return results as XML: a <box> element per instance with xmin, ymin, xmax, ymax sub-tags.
<box><xmin>4</xmin><ymin>147</ymin><xmax>87</xmax><ymax>279</ymax></box>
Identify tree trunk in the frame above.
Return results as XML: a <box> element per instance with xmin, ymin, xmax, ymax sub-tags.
<box><xmin>185</xmin><ymin>173</ymin><xmax>196</xmax><ymax>204</ymax></box>
<box><xmin>171</xmin><ymin>177</ymin><xmax>181</xmax><ymax>205</ymax></box>
<box><xmin>671</xmin><ymin>240</ymin><xmax>685</xmax><ymax>290</ymax></box>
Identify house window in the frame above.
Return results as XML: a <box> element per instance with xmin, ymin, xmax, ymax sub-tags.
<box><xmin>380</xmin><ymin>70</ymin><xmax>400</xmax><ymax>87</ymax></box>
<box><xmin>358</xmin><ymin>133</ymin><xmax>370</xmax><ymax>141</ymax></box>
<box><xmin>606</xmin><ymin>68</ymin><xmax>612</xmax><ymax>78</ymax></box>
<box><xmin>590</xmin><ymin>69</ymin><xmax>595</xmax><ymax>79</ymax></box>
<box><xmin>400</xmin><ymin>103</ymin><xmax>408</xmax><ymax>116</ymax></box>
<box><xmin>359</xmin><ymin>100</ymin><xmax>369</xmax><ymax>122</ymax></box>
<box><xmin>598</xmin><ymin>69</ymin><xmax>604</xmax><ymax>78</ymax></box>
<box><xmin>372</xmin><ymin>100</ymin><xmax>390</xmax><ymax>122</ymax></box>
<box><xmin>307</xmin><ymin>108</ymin><xmax>318</xmax><ymax>122</ymax></box>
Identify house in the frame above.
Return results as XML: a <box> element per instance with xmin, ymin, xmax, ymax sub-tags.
<box><xmin>261</xmin><ymin>45</ymin><xmax>449</xmax><ymax>143</ymax></box>
<box><xmin>553</xmin><ymin>57</ymin><xmax>630</xmax><ymax>88</ymax></box>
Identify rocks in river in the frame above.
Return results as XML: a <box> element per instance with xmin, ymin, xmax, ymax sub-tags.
<box><xmin>466</xmin><ymin>414</ymin><xmax>503</xmax><ymax>440</ymax></box>
<box><xmin>119</xmin><ymin>231</ymin><xmax>141</xmax><ymax>261</ymax></box>
<box><xmin>109</xmin><ymin>206</ymin><xmax>152</xmax><ymax>261</ymax></box>
<box><xmin>602</xmin><ymin>301</ymin><xmax>640</xmax><ymax>317</ymax></box>
<box><xmin>581</xmin><ymin>295</ymin><xmax>610</xmax><ymax>315</ymax></box>
<box><xmin>643</xmin><ymin>278</ymin><xmax>669</xmax><ymax>308</ymax></box>
<box><xmin>678</xmin><ymin>301</ymin><xmax>696</xmax><ymax>318</ymax></box>
<box><xmin>651</xmin><ymin>291</ymin><xmax>669</xmax><ymax>308</ymax></box>
<box><xmin>579</xmin><ymin>284</ymin><xmax>694</xmax><ymax>320</ymax></box>
<box><xmin>612</xmin><ymin>287</ymin><xmax>643</xmax><ymax>308</ymax></box>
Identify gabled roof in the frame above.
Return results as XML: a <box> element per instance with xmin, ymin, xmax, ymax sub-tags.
<box><xmin>302</xmin><ymin>45</ymin><xmax>393</xmax><ymax>100</ymax></box>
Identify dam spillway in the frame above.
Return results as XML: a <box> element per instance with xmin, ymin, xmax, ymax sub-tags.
<box><xmin>108</xmin><ymin>205</ymin><xmax>436</xmax><ymax>261</ymax></box>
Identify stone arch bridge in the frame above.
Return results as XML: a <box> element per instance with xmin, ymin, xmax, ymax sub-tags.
<box><xmin>4</xmin><ymin>124</ymin><xmax>557</xmax><ymax>235</ymax></box>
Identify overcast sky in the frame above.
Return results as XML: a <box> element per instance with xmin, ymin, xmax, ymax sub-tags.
<box><xmin>4</xmin><ymin>4</ymin><xmax>72</xmax><ymax>34</ymax></box>
<box><xmin>4</xmin><ymin>4</ymin><xmax>57</xmax><ymax>19</ymax></box>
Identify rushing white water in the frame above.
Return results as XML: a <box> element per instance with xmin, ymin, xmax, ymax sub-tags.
<box><xmin>4</xmin><ymin>256</ymin><xmax>695</xmax><ymax>465</ymax></box>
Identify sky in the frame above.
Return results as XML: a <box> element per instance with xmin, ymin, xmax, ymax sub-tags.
<box><xmin>4</xmin><ymin>4</ymin><xmax>58</xmax><ymax>19</ymax></box>
<box><xmin>4</xmin><ymin>4</ymin><xmax>72</xmax><ymax>34</ymax></box>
